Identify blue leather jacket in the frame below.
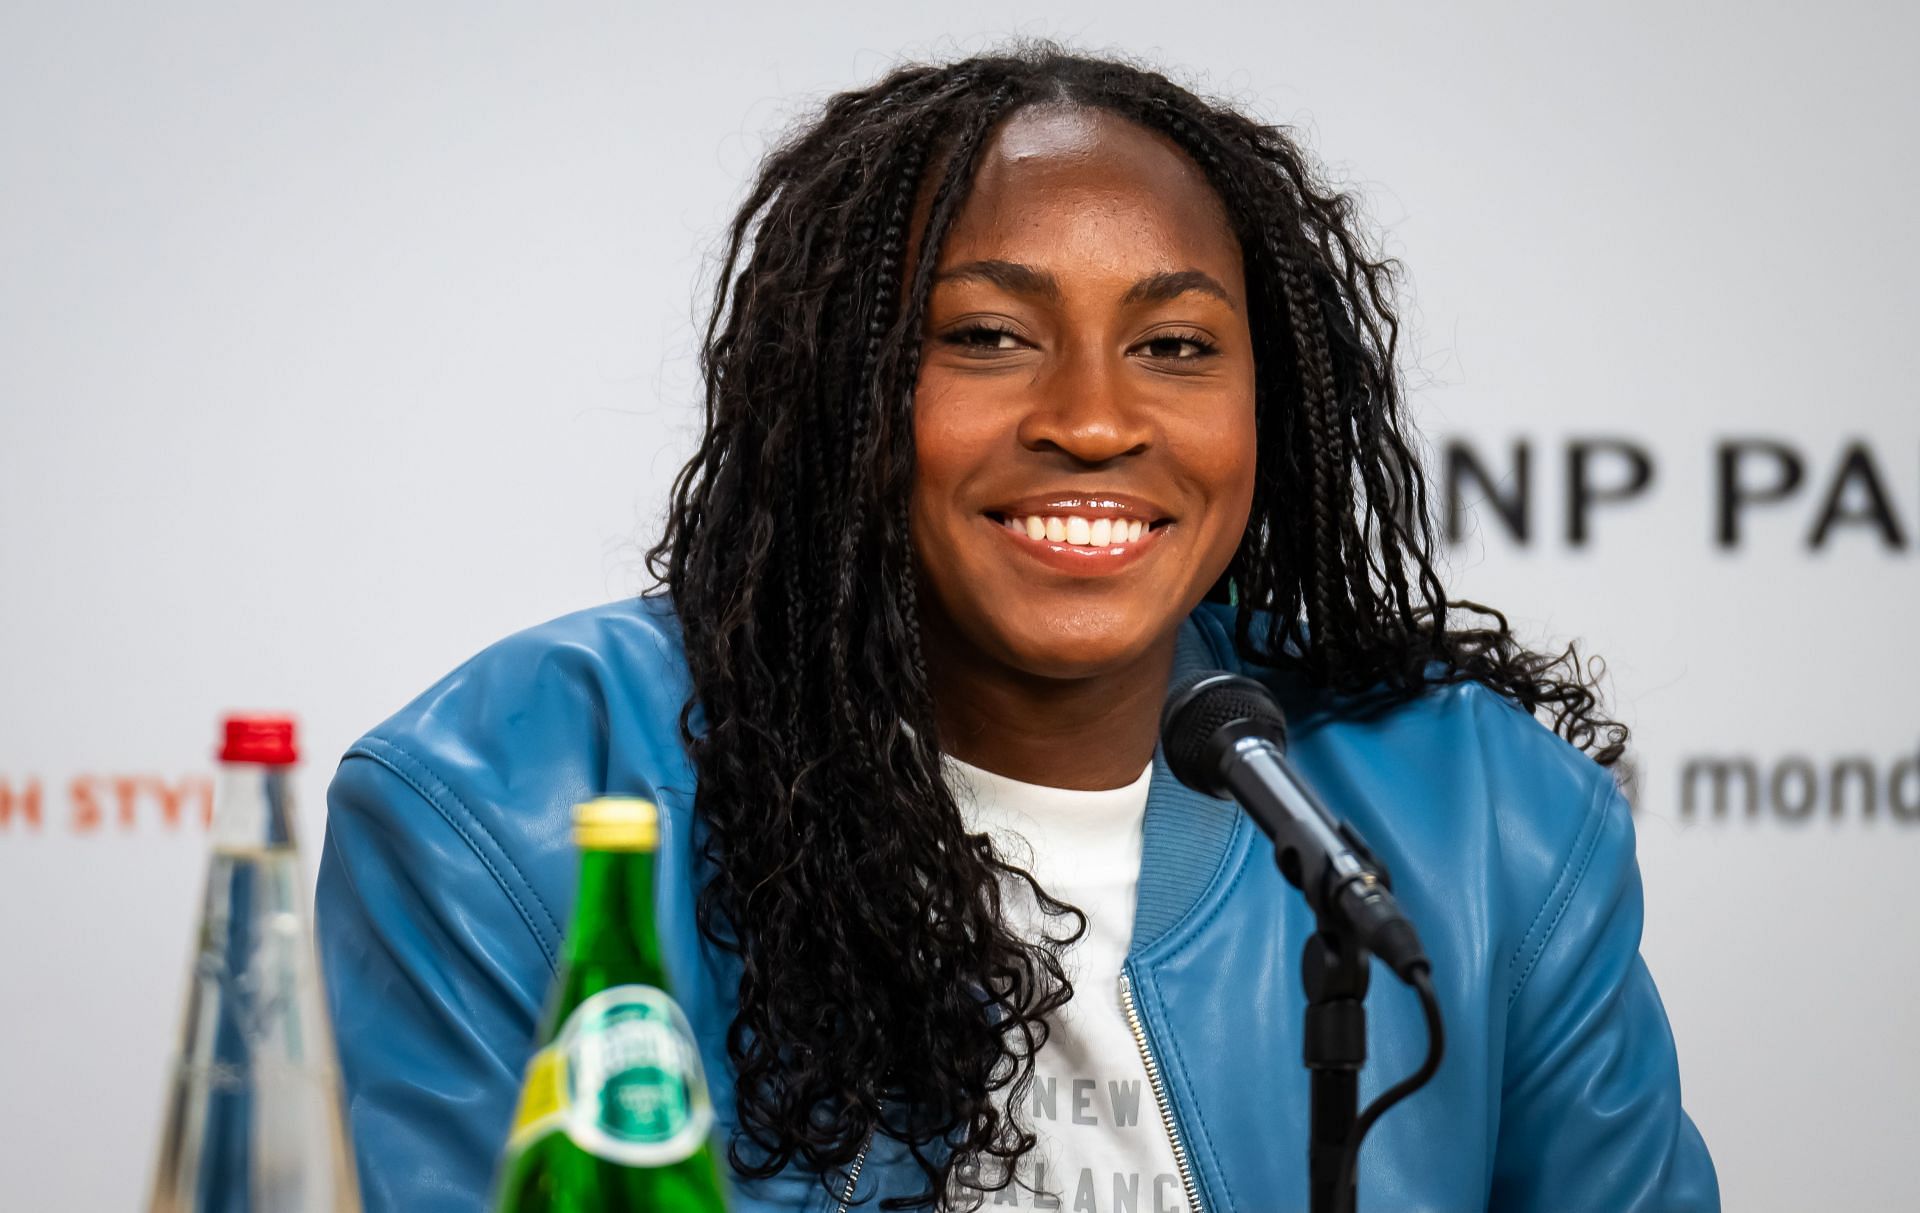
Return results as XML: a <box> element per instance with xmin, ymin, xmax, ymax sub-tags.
<box><xmin>315</xmin><ymin>594</ymin><xmax>1718</xmax><ymax>1212</ymax></box>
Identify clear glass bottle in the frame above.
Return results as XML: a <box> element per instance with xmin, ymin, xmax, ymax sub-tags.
<box><xmin>146</xmin><ymin>715</ymin><xmax>362</xmax><ymax>1213</ymax></box>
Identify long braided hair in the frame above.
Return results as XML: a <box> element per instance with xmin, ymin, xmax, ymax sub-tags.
<box><xmin>645</xmin><ymin>41</ymin><xmax>1626</xmax><ymax>1208</ymax></box>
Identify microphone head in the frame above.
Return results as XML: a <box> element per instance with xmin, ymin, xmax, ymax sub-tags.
<box><xmin>1160</xmin><ymin>671</ymin><xmax>1289</xmax><ymax>797</ymax></box>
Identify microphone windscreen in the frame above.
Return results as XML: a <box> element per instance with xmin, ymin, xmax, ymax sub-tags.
<box><xmin>1160</xmin><ymin>671</ymin><xmax>1289</xmax><ymax>793</ymax></box>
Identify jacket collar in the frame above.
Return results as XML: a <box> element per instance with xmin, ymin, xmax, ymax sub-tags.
<box><xmin>1130</xmin><ymin>610</ymin><xmax>1249</xmax><ymax>956</ymax></box>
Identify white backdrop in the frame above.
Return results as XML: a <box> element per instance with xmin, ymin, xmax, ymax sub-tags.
<box><xmin>3</xmin><ymin>3</ymin><xmax>1915</xmax><ymax>1209</ymax></box>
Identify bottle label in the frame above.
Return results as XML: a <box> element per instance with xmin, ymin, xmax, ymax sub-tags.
<box><xmin>507</xmin><ymin>984</ymin><xmax>713</xmax><ymax>1167</ymax></box>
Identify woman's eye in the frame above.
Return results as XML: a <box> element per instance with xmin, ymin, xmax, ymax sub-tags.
<box><xmin>1140</xmin><ymin>332</ymin><xmax>1217</xmax><ymax>360</ymax></box>
<box><xmin>943</xmin><ymin>324</ymin><xmax>1026</xmax><ymax>352</ymax></box>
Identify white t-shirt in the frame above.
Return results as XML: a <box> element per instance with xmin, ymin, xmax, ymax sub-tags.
<box><xmin>940</xmin><ymin>750</ymin><xmax>1190</xmax><ymax>1213</ymax></box>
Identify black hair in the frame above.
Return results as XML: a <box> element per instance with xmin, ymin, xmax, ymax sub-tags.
<box><xmin>645</xmin><ymin>40</ymin><xmax>1625</xmax><ymax>1209</ymax></box>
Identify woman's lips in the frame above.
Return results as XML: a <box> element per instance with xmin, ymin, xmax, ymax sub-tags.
<box><xmin>981</xmin><ymin>511</ymin><xmax>1170</xmax><ymax>575</ymax></box>
<box><xmin>984</xmin><ymin>493</ymin><xmax>1172</xmax><ymax>525</ymax></box>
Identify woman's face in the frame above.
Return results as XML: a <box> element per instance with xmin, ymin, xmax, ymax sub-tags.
<box><xmin>909</xmin><ymin>103</ymin><xmax>1258</xmax><ymax>684</ymax></box>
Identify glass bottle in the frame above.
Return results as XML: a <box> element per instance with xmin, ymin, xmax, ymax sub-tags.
<box><xmin>147</xmin><ymin>714</ymin><xmax>362</xmax><ymax>1212</ymax></box>
<box><xmin>492</xmin><ymin>796</ymin><xmax>728</xmax><ymax>1212</ymax></box>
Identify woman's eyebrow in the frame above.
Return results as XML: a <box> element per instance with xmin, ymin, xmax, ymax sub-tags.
<box><xmin>1123</xmin><ymin>268</ymin><xmax>1238</xmax><ymax>312</ymax></box>
<box><xmin>935</xmin><ymin>259</ymin><xmax>1061</xmax><ymax>300</ymax></box>
<box><xmin>934</xmin><ymin>259</ymin><xmax>1238</xmax><ymax>312</ymax></box>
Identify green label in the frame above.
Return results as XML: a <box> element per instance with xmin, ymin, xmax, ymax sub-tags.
<box><xmin>558</xmin><ymin>985</ymin><xmax>712</xmax><ymax>1166</ymax></box>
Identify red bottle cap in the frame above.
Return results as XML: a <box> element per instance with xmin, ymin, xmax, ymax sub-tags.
<box><xmin>219</xmin><ymin>714</ymin><xmax>299</xmax><ymax>766</ymax></box>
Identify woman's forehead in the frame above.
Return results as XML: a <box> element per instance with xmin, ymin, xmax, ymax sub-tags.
<box><xmin>932</xmin><ymin>104</ymin><xmax>1241</xmax><ymax>283</ymax></box>
<box><xmin>988</xmin><ymin>101</ymin><xmax>1133</xmax><ymax>164</ymax></box>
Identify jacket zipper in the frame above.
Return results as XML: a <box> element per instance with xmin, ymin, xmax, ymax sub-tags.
<box><xmin>833</xmin><ymin>1130</ymin><xmax>874</xmax><ymax>1213</ymax></box>
<box><xmin>1119</xmin><ymin>969</ymin><xmax>1205</xmax><ymax>1213</ymax></box>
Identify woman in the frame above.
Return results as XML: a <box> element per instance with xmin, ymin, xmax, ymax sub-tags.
<box><xmin>317</xmin><ymin>43</ymin><xmax>1718</xmax><ymax>1212</ymax></box>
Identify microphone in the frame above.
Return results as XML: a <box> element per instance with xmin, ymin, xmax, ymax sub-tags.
<box><xmin>1161</xmin><ymin>671</ymin><xmax>1429</xmax><ymax>984</ymax></box>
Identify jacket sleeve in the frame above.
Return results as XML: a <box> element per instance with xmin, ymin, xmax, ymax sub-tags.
<box><xmin>1490</xmin><ymin>778</ymin><xmax>1720</xmax><ymax>1212</ymax></box>
<box><xmin>314</xmin><ymin>747</ymin><xmax>557</xmax><ymax>1213</ymax></box>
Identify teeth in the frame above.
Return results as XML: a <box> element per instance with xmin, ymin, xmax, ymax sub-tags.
<box><xmin>1004</xmin><ymin>514</ymin><xmax>1152</xmax><ymax>546</ymax></box>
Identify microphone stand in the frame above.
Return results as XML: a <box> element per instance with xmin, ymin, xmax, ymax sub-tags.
<box><xmin>1279</xmin><ymin>824</ymin><xmax>1394</xmax><ymax>1213</ymax></box>
<box><xmin>1302</xmin><ymin>918</ymin><xmax>1368</xmax><ymax>1213</ymax></box>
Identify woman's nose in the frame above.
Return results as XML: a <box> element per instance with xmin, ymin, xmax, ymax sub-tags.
<box><xmin>1014</xmin><ymin>347</ymin><xmax>1154</xmax><ymax>465</ymax></box>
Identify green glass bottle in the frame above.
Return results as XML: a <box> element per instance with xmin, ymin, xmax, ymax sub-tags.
<box><xmin>492</xmin><ymin>797</ymin><xmax>729</xmax><ymax>1212</ymax></box>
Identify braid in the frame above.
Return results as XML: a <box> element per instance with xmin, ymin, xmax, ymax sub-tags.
<box><xmin>826</xmin><ymin>128</ymin><xmax>928</xmax><ymax>749</ymax></box>
<box><xmin>1281</xmin><ymin>253</ymin><xmax>1355</xmax><ymax>675</ymax></box>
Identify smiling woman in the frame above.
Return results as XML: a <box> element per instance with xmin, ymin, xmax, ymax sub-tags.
<box><xmin>909</xmin><ymin>103</ymin><xmax>1257</xmax><ymax>785</ymax></box>
<box><xmin>314</xmin><ymin>41</ymin><xmax>1719</xmax><ymax>1213</ymax></box>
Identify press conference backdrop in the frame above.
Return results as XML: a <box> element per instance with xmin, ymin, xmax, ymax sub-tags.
<box><xmin>2</xmin><ymin>3</ymin><xmax>1913</xmax><ymax>1209</ymax></box>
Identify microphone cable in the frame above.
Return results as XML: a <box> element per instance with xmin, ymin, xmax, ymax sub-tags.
<box><xmin>1333</xmin><ymin>963</ymin><xmax>1445</xmax><ymax>1212</ymax></box>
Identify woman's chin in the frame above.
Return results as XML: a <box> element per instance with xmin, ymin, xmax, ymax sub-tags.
<box><xmin>987</xmin><ymin>619</ymin><xmax>1174</xmax><ymax>682</ymax></box>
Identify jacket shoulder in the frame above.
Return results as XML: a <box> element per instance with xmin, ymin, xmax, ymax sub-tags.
<box><xmin>1191</xmin><ymin>598</ymin><xmax>1613</xmax><ymax>805</ymax></box>
<box><xmin>333</xmin><ymin>593</ymin><xmax>698</xmax><ymax>960</ymax></box>
<box><xmin>1189</xmin><ymin>599</ymin><xmax>1625</xmax><ymax>949</ymax></box>
<box><xmin>317</xmin><ymin>596</ymin><xmax>729</xmax><ymax>1211</ymax></box>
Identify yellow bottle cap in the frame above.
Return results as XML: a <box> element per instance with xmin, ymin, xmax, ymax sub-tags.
<box><xmin>572</xmin><ymin>796</ymin><xmax>660</xmax><ymax>852</ymax></box>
